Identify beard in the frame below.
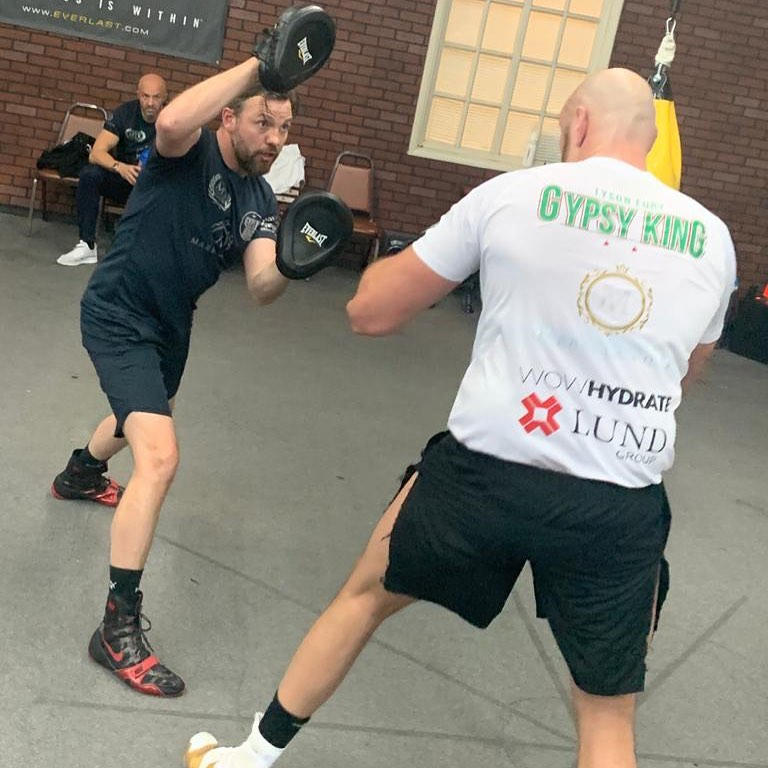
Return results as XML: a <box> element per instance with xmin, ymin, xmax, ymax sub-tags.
<box><xmin>231</xmin><ymin>132</ymin><xmax>274</xmax><ymax>176</ymax></box>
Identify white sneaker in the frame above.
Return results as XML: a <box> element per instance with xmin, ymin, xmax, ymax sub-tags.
<box><xmin>57</xmin><ymin>240</ymin><xmax>97</xmax><ymax>266</ymax></box>
<box><xmin>184</xmin><ymin>714</ymin><xmax>284</xmax><ymax>768</ymax></box>
<box><xmin>184</xmin><ymin>732</ymin><xmax>219</xmax><ymax>768</ymax></box>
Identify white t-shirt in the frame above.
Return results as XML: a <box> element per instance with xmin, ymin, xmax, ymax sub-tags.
<box><xmin>414</xmin><ymin>157</ymin><xmax>736</xmax><ymax>488</ymax></box>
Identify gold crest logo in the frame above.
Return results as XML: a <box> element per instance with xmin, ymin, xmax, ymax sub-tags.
<box><xmin>577</xmin><ymin>265</ymin><xmax>653</xmax><ymax>335</ymax></box>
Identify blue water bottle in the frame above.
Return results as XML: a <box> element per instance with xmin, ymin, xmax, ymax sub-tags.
<box><xmin>138</xmin><ymin>146</ymin><xmax>150</xmax><ymax>168</ymax></box>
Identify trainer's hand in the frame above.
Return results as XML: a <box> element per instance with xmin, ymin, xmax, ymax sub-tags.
<box><xmin>115</xmin><ymin>162</ymin><xmax>141</xmax><ymax>186</ymax></box>
<box><xmin>276</xmin><ymin>191</ymin><xmax>353</xmax><ymax>279</ymax></box>
<box><xmin>253</xmin><ymin>5</ymin><xmax>336</xmax><ymax>92</ymax></box>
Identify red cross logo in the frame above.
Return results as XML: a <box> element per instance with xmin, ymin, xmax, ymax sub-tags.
<box><xmin>519</xmin><ymin>393</ymin><xmax>562</xmax><ymax>435</ymax></box>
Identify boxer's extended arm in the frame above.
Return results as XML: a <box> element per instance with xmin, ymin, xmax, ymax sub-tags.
<box><xmin>682</xmin><ymin>341</ymin><xmax>717</xmax><ymax>394</ymax></box>
<box><xmin>347</xmin><ymin>247</ymin><xmax>459</xmax><ymax>336</ymax></box>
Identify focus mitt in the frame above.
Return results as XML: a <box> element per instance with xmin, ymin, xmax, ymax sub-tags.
<box><xmin>254</xmin><ymin>5</ymin><xmax>336</xmax><ymax>92</ymax></box>
<box><xmin>276</xmin><ymin>191</ymin><xmax>353</xmax><ymax>280</ymax></box>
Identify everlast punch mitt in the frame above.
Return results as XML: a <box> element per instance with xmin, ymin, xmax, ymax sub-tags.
<box><xmin>254</xmin><ymin>5</ymin><xmax>336</xmax><ymax>92</ymax></box>
<box><xmin>276</xmin><ymin>191</ymin><xmax>353</xmax><ymax>280</ymax></box>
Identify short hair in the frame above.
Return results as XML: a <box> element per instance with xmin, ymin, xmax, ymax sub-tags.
<box><xmin>227</xmin><ymin>86</ymin><xmax>298</xmax><ymax>117</ymax></box>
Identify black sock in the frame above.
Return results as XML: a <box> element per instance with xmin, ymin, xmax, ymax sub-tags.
<box><xmin>78</xmin><ymin>445</ymin><xmax>105</xmax><ymax>469</ymax></box>
<box><xmin>258</xmin><ymin>693</ymin><xmax>310</xmax><ymax>748</ymax></box>
<box><xmin>108</xmin><ymin>565</ymin><xmax>143</xmax><ymax>609</ymax></box>
<box><xmin>86</xmin><ymin>241</ymin><xmax>95</xmax><ymax>250</ymax></box>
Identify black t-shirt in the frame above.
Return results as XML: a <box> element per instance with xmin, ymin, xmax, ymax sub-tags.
<box><xmin>104</xmin><ymin>99</ymin><xmax>157</xmax><ymax>165</ymax></box>
<box><xmin>81</xmin><ymin>128</ymin><xmax>278</xmax><ymax>344</ymax></box>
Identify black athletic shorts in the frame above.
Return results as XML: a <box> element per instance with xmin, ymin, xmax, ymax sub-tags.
<box><xmin>383</xmin><ymin>431</ymin><xmax>671</xmax><ymax>696</ymax></box>
<box><xmin>82</xmin><ymin>331</ymin><xmax>189</xmax><ymax>438</ymax></box>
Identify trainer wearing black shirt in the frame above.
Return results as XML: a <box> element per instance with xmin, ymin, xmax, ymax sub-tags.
<box><xmin>57</xmin><ymin>73</ymin><xmax>168</xmax><ymax>267</ymax></box>
<box><xmin>81</xmin><ymin>128</ymin><xmax>279</xmax><ymax>340</ymax></box>
<box><xmin>51</xmin><ymin>59</ymin><xmax>294</xmax><ymax>697</ymax></box>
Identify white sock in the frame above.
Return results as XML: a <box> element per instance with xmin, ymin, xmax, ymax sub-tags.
<box><xmin>245</xmin><ymin>713</ymin><xmax>284</xmax><ymax>767</ymax></box>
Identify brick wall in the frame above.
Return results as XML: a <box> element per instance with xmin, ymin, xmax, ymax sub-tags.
<box><xmin>0</xmin><ymin>0</ymin><xmax>766</xmax><ymax>287</ymax></box>
<box><xmin>612</xmin><ymin>0</ymin><xmax>768</xmax><ymax>292</ymax></box>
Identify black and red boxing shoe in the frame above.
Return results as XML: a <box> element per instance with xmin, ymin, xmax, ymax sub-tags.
<box><xmin>88</xmin><ymin>592</ymin><xmax>185</xmax><ymax>697</ymax></box>
<box><xmin>51</xmin><ymin>448</ymin><xmax>124</xmax><ymax>507</ymax></box>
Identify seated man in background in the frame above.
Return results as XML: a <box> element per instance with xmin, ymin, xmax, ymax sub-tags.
<box><xmin>57</xmin><ymin>72</ymin><xmax>168</xmax><ymax>266</ymax></box>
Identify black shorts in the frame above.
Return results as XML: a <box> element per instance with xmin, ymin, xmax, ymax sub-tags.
<box><xmin>384</xmin><ymin>432</ymin><xmax>671</xmax><ymax>696</ymax></box>
<box><xmin>82</xmin><ymin>331</ymin><xmax>188</xmax><ymax>438</ymax></box>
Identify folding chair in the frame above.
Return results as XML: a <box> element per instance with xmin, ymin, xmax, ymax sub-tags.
<box><xmin>27</xmin><ymin>102</ymin><xmax>108</xmax><ymax>236</ymax></box>
<box><xmin>326</xmin><ymin>151</ymin><xmax>382</xmax><ymax>267</ymax></box>
<box><xmin>96</xmin><ymin>197</ymin><xmax>127</xmax><ymax>239</ymax></box>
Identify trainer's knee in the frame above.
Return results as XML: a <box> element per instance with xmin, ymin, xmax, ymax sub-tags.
<box><xmin>133</xmin><ymin>443</ymin><xmax>179</xmax><ymax>486</ymax></box>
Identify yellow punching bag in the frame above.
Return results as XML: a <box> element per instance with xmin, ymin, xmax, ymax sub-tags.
<box><xmin>648</xmin><ymin>95</ymin><xmax>682</xmax><ymax>190</ymax></box>
<box><xmin>647</xmin><ymin>14</ymin><xmax>682</xmax><ymax>190</ymax></box>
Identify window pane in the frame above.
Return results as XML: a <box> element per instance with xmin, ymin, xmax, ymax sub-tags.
<box><xmin>426</xmin><ymin>97</ymin><xmax>464</xmax><ymax>144</ymax></box>
<box><xmin>462</xmin><ymin>104</ymin><xmax>500</xmax><ymax>150</ymax></box>
<box><xmin>532</xmin><ymin>0</ymin><xmax>566</xmax><ymax>9</ymax></box>
<box><xmin>411</xmin><ymin>0</ymin><xmax>625</xmax><ymax>170</ymax></box>
<box><xmin>547</xmin><ymin>68</ymin><xmax>586</xmax><ymax>114</ymax></box>
<box><xmin>472</xmin><ymin>55</ymin><xmax>510</xmax><ymax>103</ymax></box>
<box><xmin>511</xmin><ymin>62</ymin><xmax>551</xmax><ymax>111</ymax></box>
<box><xmin>538</xmin><ymin>117</ymin><xmax>562</xmax><ymax>161</ymax></box>
<box><xmin>501</xmin><ymin>112</ymin><xmax>540</xmax><ymax>157</ymax></box>
<box><xmin>482</xmin><ymin>3</ymin><xmax>522</xmax><ymax>54</ymax></box>
<box><xmin>435</xmin><ymin>48</ymin><xmax>474</xmax><ymax>97</ymax></box>
<box><xmin>522</xmin><ymin>11</ymin><xmax>562</xmax><ymax>60</ymax></box>
<box><xmin>570</xmin><ymin>0</ymin><xmax>604</xmax><ymax>17</ymax></box>
<box><xmin>559</xmin><ymin>18</ymin><xmax>597</xmax><ymax>68</ymax></box>
<box><xmin>445</xmin><ymin>0</ymin><xmax>484</xmax><ymax>46</ymax></box>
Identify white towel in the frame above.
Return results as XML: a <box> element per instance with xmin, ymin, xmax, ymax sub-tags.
<box><xmin>262</xmin><ymin>144</ymin><xmax>305</xmax><ymax>194</ymax></box>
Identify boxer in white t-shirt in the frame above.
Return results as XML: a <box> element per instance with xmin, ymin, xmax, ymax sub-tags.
<box><xmin>185</xmin><ymin>68</ymin><xmax>735</xmax><ymax>768</ymax></box>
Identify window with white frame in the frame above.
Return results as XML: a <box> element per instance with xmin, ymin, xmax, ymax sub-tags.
<box><xmin>409</xmin><ymin>0</ymin><xmax>626</xmax><ymax>171</ymax></box>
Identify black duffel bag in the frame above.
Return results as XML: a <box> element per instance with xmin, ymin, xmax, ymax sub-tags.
<box><xmin>36</xmin><ymin>131</ymin><xmax>96</xmax><ymax>178</ymax></box>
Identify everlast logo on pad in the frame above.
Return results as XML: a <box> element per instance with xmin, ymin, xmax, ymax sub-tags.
<box><xmin>297</xmin><ymin>37</ymin><xmax>312</xmax><ymax>65</ymax></box>
<box><xmin>301</xmin><ymin>222</ymin><xmax>327</xmax><ymax>247</ymax></box>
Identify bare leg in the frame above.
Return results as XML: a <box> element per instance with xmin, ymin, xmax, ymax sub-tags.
<box><xmin>86</xmin><ymin>414</ymin><xmax>128</xmax><ymax>462</ymax></box>
<box><xmin>87</xmin><ymin>398</ymin><xmax>175</xmax><ymax>463</ymax></box>
<box><xmin>110</xmin><ymin>411</ymin><xmax>179</xmax><ymax>569</ymax></box>
<box><xmin>277</xmin><ymin>475</ymin><xmax>419</xmax><ymax>718</ymax></box>
<box><xmin>572</xmin><ymin>684</ymin><xmax>637</xmax><ymax>768</ymax></box>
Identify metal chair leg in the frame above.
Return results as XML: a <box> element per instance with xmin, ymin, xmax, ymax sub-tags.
<box><xmin>95</xmin><ymin>196</ymin><xmax>104</xmax><ymax>240</ymax></box>
<box><xmin>26</xmin><ymin>178</ymin><xmax>38</xmax><ymax>236</ymax></box>
<box><xmin>40</xmin><ymin>179</ymin><xmax>48</xmax><ymax>222</ymax></box>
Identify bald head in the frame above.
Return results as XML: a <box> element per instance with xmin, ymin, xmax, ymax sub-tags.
<box><xmin>559</xmin><ymin>68</ymin><xmax>657</xmax><ymax>168</ymax></box>
<box><xmin>136</xmin><ymin>73</ymin><xmax>167</xmax><ymax>123</ymax></box>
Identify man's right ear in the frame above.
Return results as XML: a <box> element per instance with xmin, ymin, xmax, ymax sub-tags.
<box><xmin>220</xmin><ymin>107</ymin><xmax>236</xmax><ymax>130</ymax></box>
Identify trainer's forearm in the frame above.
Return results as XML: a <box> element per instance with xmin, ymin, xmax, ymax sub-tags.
<box><xmin>248</xmin><ymin>260</ymin><xmax>289</xmax><ymax>306</ymax></box>
<box><xmin>156</xmin><ymin>58</ymin><xmax>260</xmax><ymax>142</ymax></box>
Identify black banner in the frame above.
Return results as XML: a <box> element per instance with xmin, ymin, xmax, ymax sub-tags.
<box><xmin>0</xmin><ymin>0</ymin><xmax>230</xmax><ymax>65</ymax></box>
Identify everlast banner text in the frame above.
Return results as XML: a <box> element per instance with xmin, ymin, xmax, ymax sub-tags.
<box><xmin>0</xmin><ymin>0</ymin><xmax>229</xmax><ymax>65</ymax></box>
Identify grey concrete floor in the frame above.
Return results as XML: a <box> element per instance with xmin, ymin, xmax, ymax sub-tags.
<box><xmin>1</xmin><ymin>211</ymin><xmax>767</xmax><ymax>768</ymax></box>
